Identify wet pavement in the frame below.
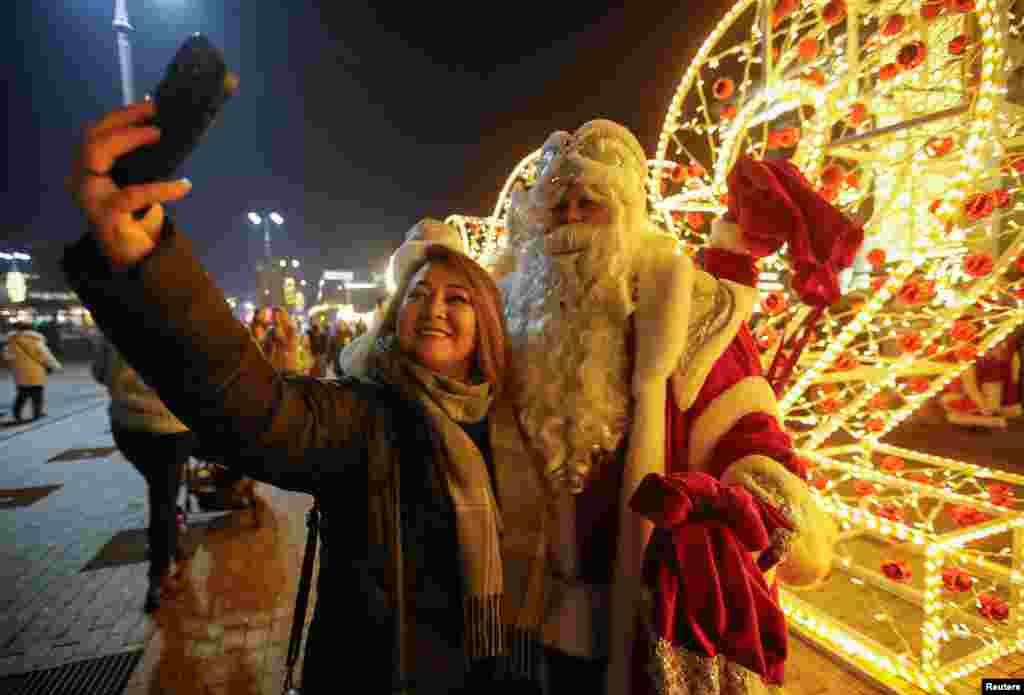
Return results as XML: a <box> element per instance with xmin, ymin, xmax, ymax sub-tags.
<box><xmin>0</xmin><ymin>363</ymin><xmax>316</xmax><ymax>694</ymax></box>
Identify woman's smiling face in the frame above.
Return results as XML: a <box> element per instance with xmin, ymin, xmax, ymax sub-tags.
<box><xmin>397</xmin><ymin>261</ymin><xmax>478</xmax><ymax>381</ymax></box>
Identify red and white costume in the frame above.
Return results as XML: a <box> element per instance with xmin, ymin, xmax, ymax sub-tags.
<box><xmin>495</xmin><ymin>124</ymin><xmax>851</xmax><ymax>695</ymax></box>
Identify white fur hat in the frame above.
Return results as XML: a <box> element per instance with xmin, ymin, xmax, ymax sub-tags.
<box><xmin>387</xmin><ymin>218</ymin><xmax>466</xmax><ymax>292</ymax></box>
<box><xmin>528</xmin><ymin>119</ymin><xmax>649</xmax><ymax>214</ymax></box>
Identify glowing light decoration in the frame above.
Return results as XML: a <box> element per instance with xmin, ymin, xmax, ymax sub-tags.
<box><xmin>440</xmin><ymin>150</ymin><xmax>543</xmax><ymax>273</ymax></box>
<box><xmin>650</xmin><ymin>0</ymin><xmax>1024</xmax><ymax>691</ymax></box>
<box><xmin>792</xmin><ymin>447</ymin><xmax>1024</xmax><ymax>690</ymax></box>
<box><xmin>652</xmin><ymin>0</ymin><xmax>1024</xmax><ymax>447</ymax></box>
<box><xmin>492</xmin><ymin>149</ymin><xmax>542</xmax><ymax>221</ymax></box>
<box><xmin>443</xmin><ymin>214</ymin><xmax>509</xmax><ymax>271</ymax></box>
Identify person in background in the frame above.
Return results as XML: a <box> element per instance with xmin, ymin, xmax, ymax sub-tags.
<box><xmin>307</xmin><ymin>322</ymin><xmax>329</xmax><ymax>378</ymax></box>
<box><xmin>3</xmin><ymin>321</ymin><xmax>62</xmax><ymax>422</ymax></box>
<box><xmin>91</xmin><ymin>336</ymin><xmax>197</xmax><ymax>612</ymax></box>
<box><xmin>297</xmin><ymin>325</ymin><xmax>315</xmax><ymax>376</ymax></box>
<box><xmin>250</xmin><ymin>312</ymin><xmax>270</xmax><ymax>348</ymax></box>
<box><xmin>941</xmin><ymin>331</ymin><xmax>1022</xmax><ymax>430</ymax></box>
<box><xmin>329</xmin><ymin>319</ymin><xmax>353</xmax><ymax>377</ymax></box>
<box><xmin>266</xmin><ymin>307</ymin><xmax>300</xmax><ymax>373</ymax></box>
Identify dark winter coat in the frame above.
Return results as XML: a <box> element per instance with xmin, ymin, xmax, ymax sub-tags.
<box><xmin>60</xmin><ymin>220</ymin><xmax>511</xmax><ymax>694</ymax></box>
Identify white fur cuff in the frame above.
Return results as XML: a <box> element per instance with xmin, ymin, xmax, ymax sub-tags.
<box><xmin>721</xmin><ymin>455</ymin><xmax>837</xmax><ymax>589</ymax></box>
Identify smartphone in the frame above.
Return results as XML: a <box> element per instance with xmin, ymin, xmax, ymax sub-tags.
<box><xmin>110</xmin><ymin>33</ymin><xmax>237</xmax><ymax>190</ymax></box>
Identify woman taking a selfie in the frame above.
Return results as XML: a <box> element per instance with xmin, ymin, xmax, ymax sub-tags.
<box><xmin>63</xmin><ymin>101</ymin><xmax>545</xmax><ymax>694</ymax></box>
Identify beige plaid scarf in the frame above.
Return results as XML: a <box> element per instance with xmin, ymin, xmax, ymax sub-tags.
<box><xmin>372</xmin><ymin>342</ymin><xmax>550</xmax><ymax>678</ymax></box>
<box><xmin>377</xmin><ymin>350</ymin><xmax>506</xmax><ymax>660</ymax></box>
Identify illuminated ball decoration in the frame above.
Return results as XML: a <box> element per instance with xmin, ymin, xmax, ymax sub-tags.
<box><xmin>444</xmin><ymin>214</ymin><xmax>509</xmax><ymax>271</ymax></box>
<box><xmin>651</xmin><ymin>0</ymin><xmax>1024</xmax><ymax>446</ymax></box>
<box><xmin>648</xmin><ymin>0</ymin><xmax>1024</xmax><ymax>689</ymax></box>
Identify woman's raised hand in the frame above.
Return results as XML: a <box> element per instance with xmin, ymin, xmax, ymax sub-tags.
<box><xmin>67</xmin><ymin>101</ymin><xmax>193</xmax><ymax>268</ymax></box>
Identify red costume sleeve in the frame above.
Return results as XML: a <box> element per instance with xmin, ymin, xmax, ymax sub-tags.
<box><xmin>672</xmin><ymin>323</ymin><xmax>801</xmax><ymax>481</ymax></box>
<box><xmin>702</xmin><ymin>248</ymin><xmax>759</xmax><ymax>287</ymax></box>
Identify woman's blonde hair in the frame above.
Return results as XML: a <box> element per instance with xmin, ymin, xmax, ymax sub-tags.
<box><xmin>377</xmin><ymin>244</ymin><xmax>507</xmax><ymax>396</ymax></box>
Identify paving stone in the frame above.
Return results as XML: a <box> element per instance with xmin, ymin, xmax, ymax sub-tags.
<box><xmin>71</xmin><ymin>628</ymin><xmax>113</xmax><ymax>661</ymax></box>
<box><xmin>0</xmin><ymin>654</ymin><xmax>31</xmax><ymax>678</ymax></box>
<box><xmin>124</xmin><ymin>615</ymin><xmax>152</xmax><ymax>645</ymax></box>
<box><xmin>223</xmin><ymin>627</ymin><xmax>247</xmax><ymax>651</ymax></box>
<box><xmin>247</xmin><ymin>610</ymin><xmax>273</xmax><ymax>627</ymax></box>
<box><xmin>200</xmin><ymin>652</ymin><xmax>238</xmax><ymax>684</ymax></box>
<box><xmin>189</xmin><ymin>639</ymin><xmax>223</xmax><ymax>659</ymax></box>
<box><xmin>18</xmin><ymin>644</ymin><xmax>54</xmax><ymax>671</ymax></box>
<box><xmin>244</xmin><ymin>626</ymin><xmax>270</xmax><ymax>649</ymax></box>
<box><xmin>268</xmin><ymin>619</ymin><xmax>290</xmax><ymax>644</ymax></box>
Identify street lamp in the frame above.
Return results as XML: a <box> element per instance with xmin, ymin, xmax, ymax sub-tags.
<box><xmin>247</xmin><ymin>211</ymin><xmax>284</xmax><ymax>261</ymax></box>
<box><xmin>112</xmin><ymin>0</ymin><xmax>138</xmax><ymax>106</ymax></box>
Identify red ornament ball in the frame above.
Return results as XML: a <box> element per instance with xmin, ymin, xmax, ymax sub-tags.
<box><xmin>866</xmin><ymin>248</ymin><xmax>887</xmax><ymax>268</ymax></box>
<box><xmin>713</xmin><ymin>78</ymin><xmax>734</xmax><ymax>100</ymax></box>
<box><xmin>848</xmin><ymin>103</ymin><xmax>868</xmax><ymax>125</ymax></box>
<box><xmin>897</xmin><ymin>41</ymin><xmax>927</xmax><ymax>70</ymax></box>
<box><xmin>926</xmin><ymin>135</ymin><xmax>954</xmax><ymax>158</ymax></box>
<box><xmin>947</xmin><ymin>0</ymin><xmax>976</xmax><ymax>12</ymax></box>
<box><xmin>879</xmin><ymin>62</ymin><xmax>902</xmax><ymax>80</ymax></box>
<box><xmin>921</xmin><ymin>1</ymin><xmax>945</xmax><ymax>19</ymax></box>
<box><xmin>820</xmin><ymin>163</ymin><xmax>846</xmax><ymax>188</ymax></box>
<box><xmin>798</xmin><ymin>37</ymin><xmax>819</xmax><ymax>60</ymax></box>
<box><xmin>822</xmin><ymin>0</ymin><xmax>846</xmax><ymax>25</ymax></box>
<box><xmin>881</xmin><ymin>14</ymin><xmax>905</xmax><ymax>36</ymax></box>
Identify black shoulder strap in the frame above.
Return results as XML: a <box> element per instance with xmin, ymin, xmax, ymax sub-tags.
<box><xmin>282</xmin><ymin>498</ymin><xmax>319</xmax><ymax>694</ymax></box>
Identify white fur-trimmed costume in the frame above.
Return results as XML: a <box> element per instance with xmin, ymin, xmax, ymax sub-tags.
<box><xmin>494</xmin><ymin>120</ymin><xmax>835</xmax><ymax>695</ymax></box>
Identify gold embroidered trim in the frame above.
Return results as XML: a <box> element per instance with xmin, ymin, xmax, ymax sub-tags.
<box><xmin>721</xmin><ymin>660</ymin><xmax>781</xmax><ymax>695</ymax></box>
<box><xmin>744</xmin><ymin>471</ymin><xmax>800</xmax><ymax>531</ymax></box>
<box><xmin>681</xmin><ymin>281</ymin><xmax>734</xmax><ymax>372</ymax></box>
<box><xmin>761</xmin><ymin>526</ymin><xmax>795</xmax><ymax>570</ymax></box>
<box><xmin>648</xmin><ymin>638</ymin><xmax>722</xmax><ymax>695</ymax></box>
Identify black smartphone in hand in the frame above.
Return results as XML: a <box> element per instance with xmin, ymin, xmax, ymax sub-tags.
<box><xmin>110</xmin><ymin>33</ymin><xmax>237</xmax><ymax>189</ymax></box>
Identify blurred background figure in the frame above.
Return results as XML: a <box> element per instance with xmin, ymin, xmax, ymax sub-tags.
<box><xmin>3</xmin><ymin>321</ymin><xmax>63</xmax><ymax>423</ymax></box>
<box><xmin>92</xmin><ymin>336</ymin><xmax>198</xmax><ymax>612</ymax></box>
<box><xmin>249</xmin><ymin>311</ymin><xmax>271</xmax><ymax>350</ymax></box>
<box><xmin>941</xmin><ymin>330</ymin><xmax>1023</xmax><ymax>431</ymax></box>
<box><xmin>307</xmin><ymin>322</ymin><xmax>329</xmax><ymax>377</ymax></box>
<box><xmin>329</xmin><ymin>319</ymin><xmax>353</xmax><ymax>377</ymax></box>
<box><xmin>265</xmin><ymin>307</ymin><xmax>300</xmax><ymax>374</ymax></box>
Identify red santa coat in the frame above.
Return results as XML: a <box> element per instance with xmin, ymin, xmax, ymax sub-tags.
<box><xmin>540</xmin><ymin>250</ymin><xmax>830</xmax><ymax>694</ymax></box>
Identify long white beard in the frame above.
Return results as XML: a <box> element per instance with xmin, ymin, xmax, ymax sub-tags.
<box><xmin>501</xmin><ymin>221</ymin><xmax>636</xmax><ymax>493</ymax></box>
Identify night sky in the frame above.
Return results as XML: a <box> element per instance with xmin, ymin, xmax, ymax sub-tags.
<box><xmin>6</xmin><ymin>1</ymin><xmax>729</xmax><ymax>300</ymax></box>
